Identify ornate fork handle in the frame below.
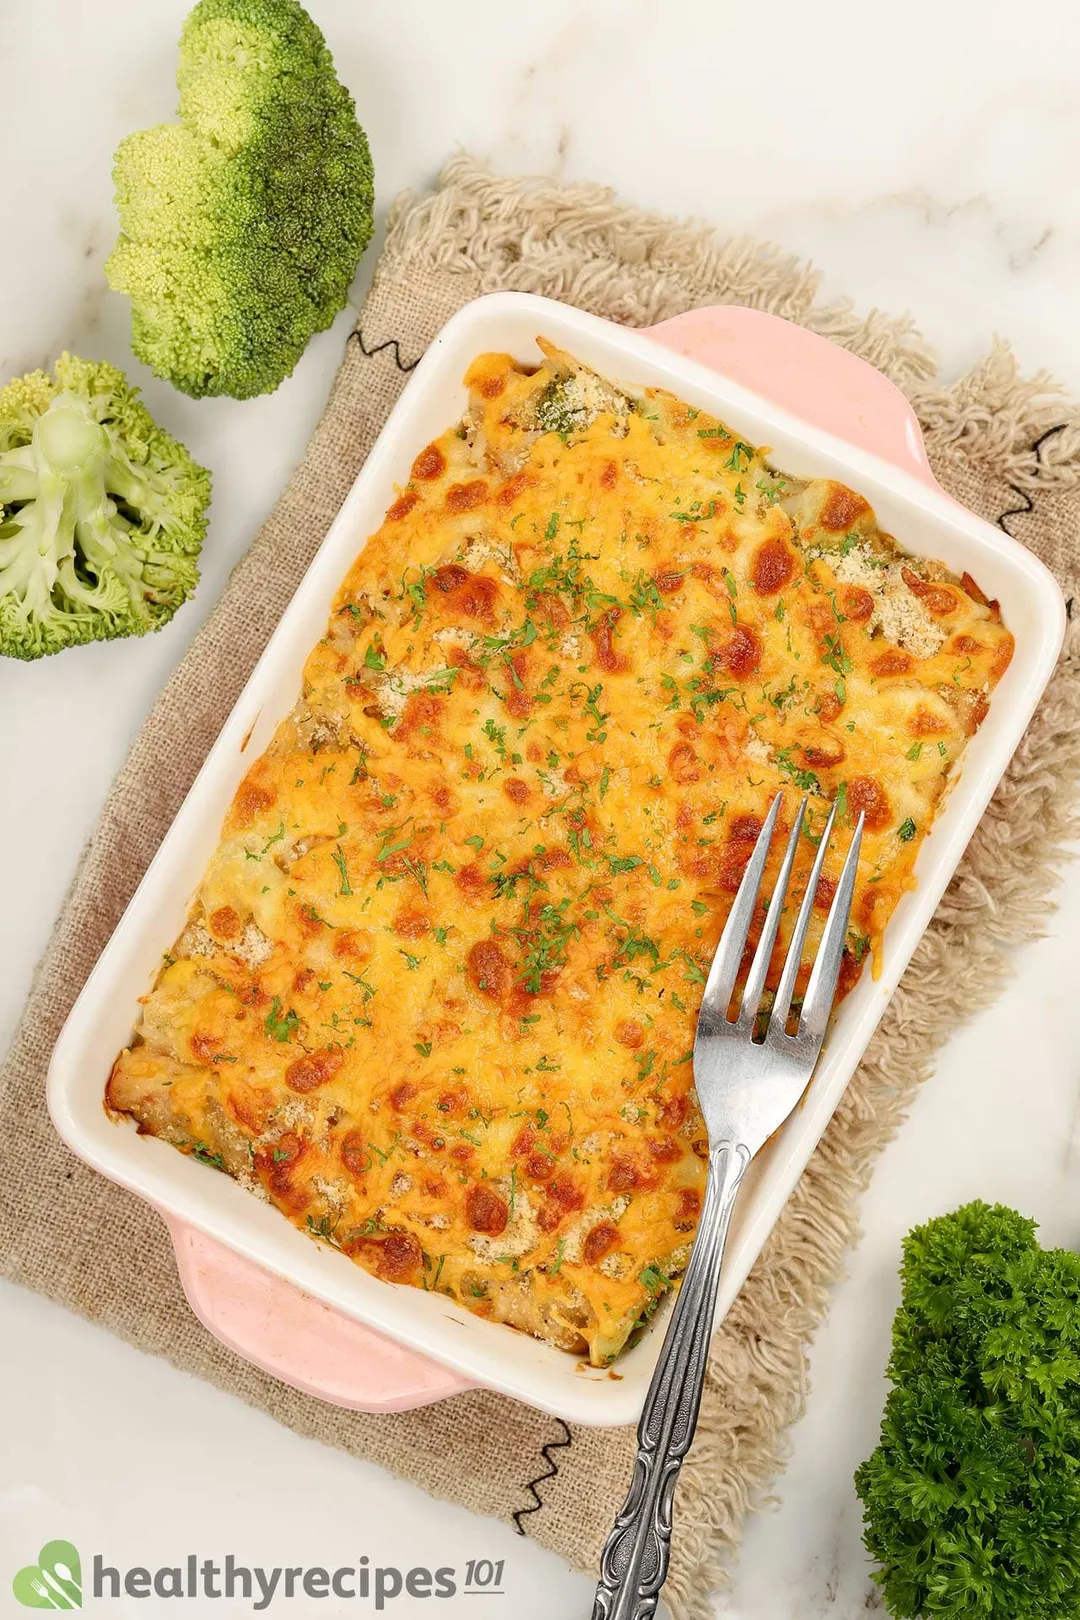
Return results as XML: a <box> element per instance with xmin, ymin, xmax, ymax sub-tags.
<box><xmin>592</xmin><ymin>1140</ymin><xmax>751</xmax><ymax>1620</ymax></box>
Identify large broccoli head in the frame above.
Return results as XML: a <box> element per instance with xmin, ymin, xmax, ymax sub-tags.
<box><xmin>106</xmin><ymin>0</ymin><xmax>374</xmax><ymax>400</ymax></box>
<box><xmin>0</xmin><ymin>354</ymin><xmax>211</xmax><ymax>660</ymax></box>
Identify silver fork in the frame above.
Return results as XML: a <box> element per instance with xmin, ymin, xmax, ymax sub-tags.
<box><xmin>593</xmin><ymin>791</ymin><xmax>864</xmax><ymax>1620</ymax></box>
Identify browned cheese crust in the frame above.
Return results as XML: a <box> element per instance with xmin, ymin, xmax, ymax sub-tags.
<box><xmin>108</xmin><ymin>343</ymin><xmax>1013</xmax><ymax>1363</ymax></box>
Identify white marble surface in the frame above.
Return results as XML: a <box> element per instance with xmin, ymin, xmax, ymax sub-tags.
<box><xmin>3</xmin><ymin>1</ymin><xmax>1080</xmax><ymax>1614</ymax></box>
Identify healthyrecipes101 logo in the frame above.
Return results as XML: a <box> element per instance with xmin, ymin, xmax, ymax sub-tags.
<box><xmin>12</xmin><ymin>1541</ymin><xmax>506</xmax><ymax>1610</ymax></box>
<box><xmin>13</xmin><ymin>1541</ymin><xmax>83</xmax><ymax>1609</ymax></box>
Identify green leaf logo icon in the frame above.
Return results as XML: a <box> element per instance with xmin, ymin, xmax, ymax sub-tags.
<box><xmin>12</xmin><ymin>1541</ymin><xmax>82</xmax><ymax>1609</ymax></box>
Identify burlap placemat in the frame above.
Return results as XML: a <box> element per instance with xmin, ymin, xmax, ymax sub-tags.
<box><xmin>3</xmin><ymin>155</ymin><xmax>1080</xmax><ymax>1618</ymax></box>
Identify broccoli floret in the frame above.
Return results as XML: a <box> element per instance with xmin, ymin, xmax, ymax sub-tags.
<box><xmin>0</xmin><ymin>354</ymin><xmax>210</xmax><ymax>660</ymax></box>
<box><xmin>533</xmin><ymin>372</ymin><xmax>631</xmax><ymax>440</ymax></box>
<box><xmin>105</xmin><ymin>0</ymin><xmax>374</xmax><ymax>400</ymax></box>
<box><xmin>535</xmin><ymin>378</ymin><xmax>595</xmax><ymax>439</ymax></box>
<box><xmin>855</xmin><ymin>1201</ymin><xmax>1080</xmax><ymax>1619</ymax></box>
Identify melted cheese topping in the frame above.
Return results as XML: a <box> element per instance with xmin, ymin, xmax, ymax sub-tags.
<box><xmin>108</xmin><ymin>341</ymin><xmax>1014</xmax><ymax>1365</ymax></box>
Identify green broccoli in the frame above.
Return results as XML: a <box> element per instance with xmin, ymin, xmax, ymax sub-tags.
<box><xmin>105</xmin><ymin>0</ymin><xmax>374</xmax><ymax>400</ymax></box>
<box><xmin>0</xmin><ymin>354</ymin><xmax>210</xmax><ymax>660</ymax></box>
<box><xmin>533</xmin><ymin>371</ymin><xmax>632</xmax><ymax>440</ymax></box>
<box><xmin>855</xmin><ymin>1200</ymin><xmax>1080</xmax><ymax>1619</ymax></box>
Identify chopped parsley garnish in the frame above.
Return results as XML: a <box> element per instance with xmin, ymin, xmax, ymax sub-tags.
<box><xmin>776</xmin><ymin>747</ymin><xmax>821</xmax><ymax>795</ymax></box>
<box><xmin>757</xmin><ymin>473</ymin><xmax>787</xmax><ymax>506</ymax></box>
<box><xmin>264</xmin><ymin>998</ymin><xmax>299</xmax><ymax>1042</ymax></box>
<box><xmin>628</xmin><ymin>572</ymin><xmax>663</xmax><ymax>617</ymax></box>
<box><xmin>514</xmin><ymin>901</ymin><xmax>579</xmax><ymax>994</ymax></box>
<box><xmin>376</xmin><ymin>827</ymin><xmax>415</xmax><ymax>864</ymax></box>
<box><xmin>305</xmin><ymin>1214</ymin><xmax>341</xmax><ymax>1248</ymax></box>
<box><xmin>640</xmin><ymin>1264</ymin><xmax>671</xmax><ymax>1294</ymax></box>
<box><xmin>332</xmin><ymin>844</ymin><xmax>353</xmax><ymax>896</ymax></box>
<box><xmin>483</xmin><ymin>718</ymin><xmax>507</xmax><ymax>759</ymax></box>
<box><xmin>343</xmin><ymin>970</ymin><xmax>376</xmax><ymax>1001</ymax></box>
<box><xmin>821</xmin><ymin>633</ymin><xmax>853</xmax><ymax>680</ymax></box>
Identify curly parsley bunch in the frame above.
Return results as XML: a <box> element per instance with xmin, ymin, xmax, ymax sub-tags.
<box><xmin>856</xmin><ymin>1201</ymin><xmax>1080</xmax><ymax>1618</ymax></box>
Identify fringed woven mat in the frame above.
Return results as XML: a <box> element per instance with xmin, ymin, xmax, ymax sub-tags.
<box><xmin>3</xmin><ymin>156</ymin><xmax>1079</xmax><ymax>1619</ymax></box>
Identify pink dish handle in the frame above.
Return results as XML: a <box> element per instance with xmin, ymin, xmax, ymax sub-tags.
<box><xmin>167</xmin><ymin>1218</ymin><xmax>473</xmax><ymax>1411</ymax></box>
<box><xmin>645</xmin><ymin>304</ymin><xmax>941</xmax><ymax>492</ymax></box>
<box><xmin>164</xmin><ymin>303</ymin><xmax>940</xmax><ymax>1412</ymax></box>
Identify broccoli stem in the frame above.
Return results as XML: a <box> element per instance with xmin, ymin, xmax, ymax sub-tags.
<box><xmin>36</xmin><ymin>399</ymin><xmax>107</xmax><ymax>474</ymax></box>
<box><xmin>0</xmin><ymin>467</ymin><xmax>75</xmax><ymax>618</ymax></box>
<box><xmin>73</xmin><ymin>511</ymin><xmax>153</xmax><ymax>622</ymax></box>
<box><xmin>0</xmin><ymin>457</ymin><xmax>38</xmax><ymax>503</ymax></box>
<box><xmin>35</xmin><ymin>393</ymin><xmax>155</xmax><ymax>622</ymax></box>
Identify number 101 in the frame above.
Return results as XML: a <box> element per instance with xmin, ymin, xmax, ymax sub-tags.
<box><xmin>464</xmin><ymin>1559</ymin><xmax>504</xmax><ymax>1589</ymax></box>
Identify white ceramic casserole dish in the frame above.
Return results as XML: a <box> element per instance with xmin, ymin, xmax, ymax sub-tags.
<box><xmin>48</xmin><ymin>292</ymin><xmax>1065</xmax><ymax>1427</ymax></box>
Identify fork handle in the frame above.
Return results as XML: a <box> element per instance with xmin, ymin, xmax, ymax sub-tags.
<box><xmin>592</xmin><ymin>1140</ymin><xmax>751</xmax><ymax>1620</ymax></box>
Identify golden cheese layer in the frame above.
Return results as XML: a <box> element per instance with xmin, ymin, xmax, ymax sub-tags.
<box><xmin>108</xmin><ymin>341</ymin><xmax>1013</xmax><ymax>1365</ymax></box>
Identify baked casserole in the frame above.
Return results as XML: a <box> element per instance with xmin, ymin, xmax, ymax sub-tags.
<box><xmin>108</xmin><ymin>341</ymin><xmax>1014</xmax><ymax>1365</ymax></box>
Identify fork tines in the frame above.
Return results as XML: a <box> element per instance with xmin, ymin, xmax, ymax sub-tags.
<box><xmin>697</xmin><ymin>793</ymin><xmax>865</xmax><ymax>1050</ymax></box>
